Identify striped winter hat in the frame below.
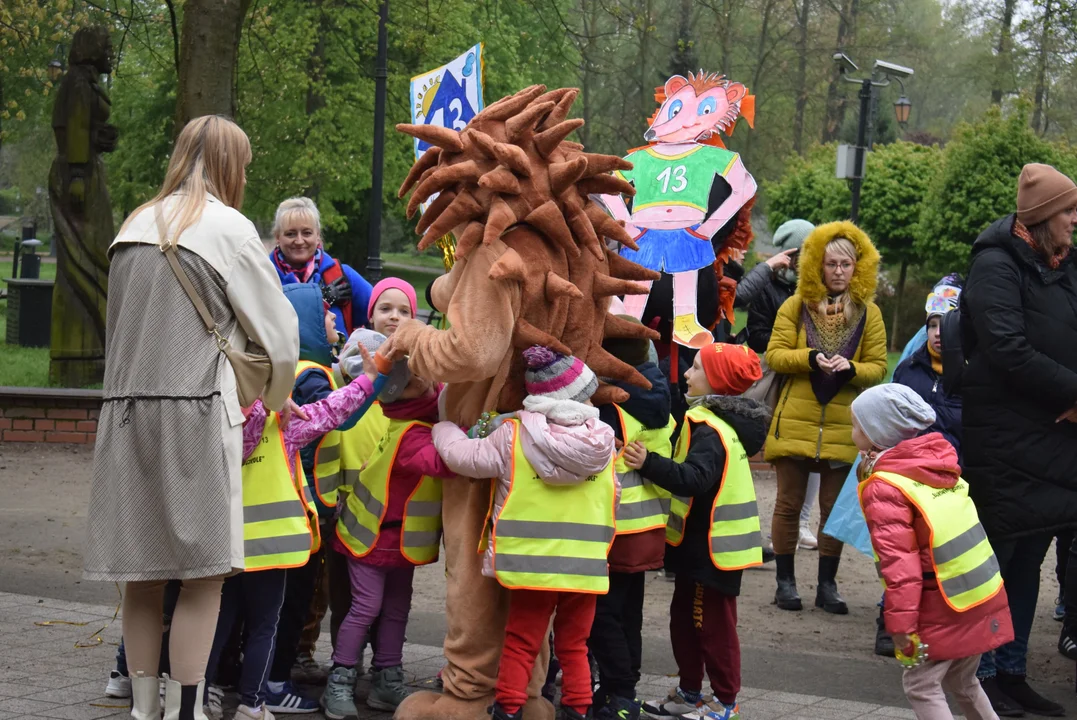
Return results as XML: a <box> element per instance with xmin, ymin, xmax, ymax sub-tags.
<box><xmin>522</xmin><ymin>345</ymin><xmax>598</xmax><ymax>404</ymax></box>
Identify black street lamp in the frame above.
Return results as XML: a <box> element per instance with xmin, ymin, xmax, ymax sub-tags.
<box><xmin>833</xmin><ymin>54</ymin><xmax>914</xmax><ymax>223</ymax></box>
<box><xmin>366</xmin><ymin>0</ymin><xmax>389</xmax><ymax>284</ymax></box>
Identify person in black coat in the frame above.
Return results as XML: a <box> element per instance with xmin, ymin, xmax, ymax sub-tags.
<box><xmin>892</xmin><ymin>276</ymin><xmax>964</xmax><ymax>461</ymax></box>
<box><xmin>961</xmin><ymin>163</ymin><xmax>1077</xmax><ymax>718</ymax></box>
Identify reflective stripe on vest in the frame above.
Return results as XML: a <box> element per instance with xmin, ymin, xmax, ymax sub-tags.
<box><xmin>859</xmin><ymin>471</ymin><xmax>1003</xmax><ymax>612</ymax></box>
<box><xmin>491</xmin><ymin>419</ymin><xmax>616</xmax><ymax>593</ymax></box>
<box><xmin>242</xmin><ymin>413</ymin><xmax>315</xmax><ymax>571</ymax></box>
<box><xmin>665</xmin><ymin>405</ymin><xmax>763</xmax><ymax>570</ymax></box>
<box><xmin>295</xmin><ymin>361</ymin><xmax>345</xmax><ymax>508</ymax></box>
<box><xmin>335</xmin><ymin>417</ymin><xmax>443</xmax><ymax>566</ymax></box>
<box><xmin>337</xmin><ymin>402</ymin><xmax>390</xmax><ymax>506</ymax></box>
<box><xmin>613</xmin><ymin>406</ymin><xmax>676</xmax><ymax>535</ymax></box>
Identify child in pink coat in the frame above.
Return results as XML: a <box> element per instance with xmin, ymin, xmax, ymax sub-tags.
<box><xmin>431</xmin><ymin>345</ymin><xmax>617</xmax><ymax>720</ymax></box>
<box><xmin>853</xmin><ymin>384</ymin><xmax>1013</xmax><ymax>720</ymax></box>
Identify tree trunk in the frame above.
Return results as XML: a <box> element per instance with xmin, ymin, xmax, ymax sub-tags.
<box><xmin>639</xmin><ymin>0</ymin><xmax>655</xmax><ymax>120</ymax></box>
<box><xmin>1032</xmin><ymin>0</ymin><xmax>1053</xmax><ymax>134</ymax></box>
<box><xmin>579</xmin><ymin>0</ymin><xmax>600</xmax><ymax>148</ymax></box>
<box><xmin>991</xmin><ymin>0</ymin><xmax>1016</xmax><ymax>105</ymax></box>
<box><xmin>792</xmin><ymin>0</ymin><xmax>810</xmax><ymax>154</ymax></box>
<box><xmin>891</xmin><ymin>259</ymin><xmax>908</xmax><ymax>352</ymax></box>
<box><xmin>174</xmin><ymin>0</ymin><xmax>253</xmax><ymax>131</ymax></box>
<box><xmin>669</xmin><ymin>0</ymin><xmax>696</xmax><ymax>77</ymax></box>
<box><xmin>821</xmin><ymin>0</ymin><xmax>859</xmax><ymax>143</ymax></box>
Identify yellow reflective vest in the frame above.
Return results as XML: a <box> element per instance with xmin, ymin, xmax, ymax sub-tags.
<box><xmin>336</xmin><ymin>417</ymin><xmax>443</xmax><ymax>565</ymax></box>
<box><xmin>491</xmin><ymin>419</ymin><xmax>616</xmax><ymax>593</ymax></box>
<box><xmin>664</xmin><ymin>405</ymin><xmax>763</xmax><ymax>571</ymax></box>
<box><xmin>332</xmin><ymin>402</ymin><xmax>390</xmax><ymax>507</ymax></box>
<box><xmin>858</xmin><ymin>470</ymin><xmax>1003</xmax><ymax>612</ymax></box>
<box><xmin>612</xmin><ymin>406</ymin><xmax>676</xmax><ymax>535</ymax></box>
<box><xmin>295</xmin><ymin>361</ymin><xmax>344</xmax><ymax>508</ymax></box>
<box><xmin>242</xmin><ymin>412</ymin><xmax>318</xmax><ymax>571</ymax></box>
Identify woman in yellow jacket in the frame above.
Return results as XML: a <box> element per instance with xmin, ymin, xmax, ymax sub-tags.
<box><xmin>765</xmin><ymin>221</ymin><xmax>887</xmax><ymax>615</ymax></box>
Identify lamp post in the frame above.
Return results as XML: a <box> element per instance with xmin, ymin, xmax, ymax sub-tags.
<box><xmin>365</xmin><ymin>0</ymin><xmax>389</xmax><ymax>283</ymax></box>
<box><xmin>833</xmin><ymin>54</ymin><xmax>914</xmax><ymax>222</ymax></box>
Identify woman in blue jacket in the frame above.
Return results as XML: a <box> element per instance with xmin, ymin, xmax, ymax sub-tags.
<box><xmin>271</xmin><ymin>197</ymin><xmax>373</xmax><ymax>335</ymax></box>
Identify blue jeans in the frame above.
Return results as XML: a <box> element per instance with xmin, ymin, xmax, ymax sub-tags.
<box><xmin>116</xmin><ymin>580</ymin><xmax>182</xmax><ymax>676</ymax></box>
<box><xmin>206</xmin><ymin>570</ymin><xmax>287</xmax><ymax>707</ymax></box>
<box><xmin>977</xmin><ymin>533</ymin><xmax>1054</xmax><ymax>679</ymax></box>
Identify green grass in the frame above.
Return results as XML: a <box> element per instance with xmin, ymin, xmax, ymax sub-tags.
<box><xmin>0</xmin><ymin>260</ymin><xmax>56</xmax><ymax>290</ymax></box>
<box><xmin>0</xmin><ymin>312</ymin><xmax>51</xmax><ymax>387</ymax></box>
<box><xmin>383</xmin><ymin>250</ymin><xmax>449</xmax><ymax>271</ymax></box>
<box><xmin>886</xmin><ymin>351</ymin><xmax>901</xmax><ymax>382</ymax></box>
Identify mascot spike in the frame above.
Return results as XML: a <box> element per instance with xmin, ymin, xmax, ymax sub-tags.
<box><xmin>492</xmin><ymin>142</ymin><xmax>533</xmax><ymax>177</ymax></box>
<box><xmin>578</xmin><ymin>174</ymin><xmax>635</xmax><ymax>197</ymax></box>
<box><xmin>525</xmin><ymin>201</ymin><xmax>580</xmax><ymax>258</ymax></box>
<box><xmin>535</xmin><ymin>119</ymin><xmax>585</xmax><ymax>158</ymax></box>
<box><xmin>454</xmin><ymin>221</ymin><xmax>485</xmax><ymax>261</ymax></box>
<box><xmin>513</xmin><ymin>318</ymin><xmax>572</xmax><ymax>355</ymax></box>
<box><xmin>549</xmin><ymin>156</ymin><xmax>589</xmax><ymax>197</ymax></box>
<box><xmin>478</xmin><ymin>167</ymin><xmax>522</xmax><ymax>195</ymax></box>
<box><xmin>505</xmin><ymin>101</ymin><xmax>556</xmax><ymax>141</ymax></box>
<box><xmin>545</xmin><ymin>271</ymin><xmax>584</xmax><ymax>302</ymax></box>
<box><xmin>418</xmin><ymin>191</ymin><xmax>484</xmax><ymax>249</ymax></box>
<box><xmin>476</xmin><ymin>84</ymin><xmax>547</xmax><ymax>122</ymax></box>
<box><xmin>395</xmin><ymin>123</ymin><xmax>464</xmax><ymax>152</ymax></box>
<box><xmin>581</xmin><ymin>153</ymin><xmax>633</xmax><ymax>176</ymax></box>
<box><xmin>604</xmin><ymin>312</ymin><xmax>660</xmax><ymax>341</ymax></box>
<box><xmin>483</xmin><ymin>196</ymin><xmax>517</xmax><ymax>246</ymax></box>
<box><xmin>399</xmin><ymin>147</ymin><xmax>441</xmax><ymax>197</ymax></box>
<box><xmin>539</xmin><ymin>89</ymin><xmax>580</xmax><ymax>131</ymax></box>
<box><xmin>414</xmin><ymin>190</ymin><xmax>457</xmax><ymax>235</ymax></box>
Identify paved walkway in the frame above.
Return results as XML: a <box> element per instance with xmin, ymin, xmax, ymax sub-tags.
<box><xmin>0</xmin><ymin>590</ymin><xmax>957</xmax><ymax>720</ymax></box>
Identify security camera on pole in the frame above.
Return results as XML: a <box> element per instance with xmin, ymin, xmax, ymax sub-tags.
<box><xmin>833</xmin><ymin>53</ymin><xmax>914</xmax><ymax>222</ymax></box>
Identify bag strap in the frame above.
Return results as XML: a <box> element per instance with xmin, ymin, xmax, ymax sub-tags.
<box><xmin>156</xmin><ymin>204</ymin><xmax>219</xmax><ymax>336</ymax></box>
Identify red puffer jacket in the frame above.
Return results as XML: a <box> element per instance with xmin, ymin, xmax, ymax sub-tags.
<box><xmin>861</xmin><ymin>433</ymin><xmax>1014</xmax><ymax>661</ymax></box>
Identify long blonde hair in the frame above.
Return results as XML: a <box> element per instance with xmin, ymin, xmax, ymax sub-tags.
<box><xmin>121</xmin><ymin>115</ymin><xmax>252</xmax><ymax>248</ymax></box>
<box><xmin>816</xmin><ymin>237</ymin><xmax>860</xmax><ymax>324</ymax></box>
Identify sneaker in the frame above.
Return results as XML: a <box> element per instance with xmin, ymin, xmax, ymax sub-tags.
<box><xmin>490</xmin><ymin>703</ymin><xmax>524</xmax><ymax>720</ymax></box>
<box><xmin>683</xmin><ymin>698</ymin><xmax>739</xmax><ymax>720</ymax></box>
<box><xmin>798</xmin><ymin>524</ymin><xmax>818</xmax><ymax>550</ymax></box>
<box><xmin>642</xmin><ymin>687</ymin><xmax>702</xmax><ymax>717</ymax></box>
<box><xmin>366</xmin><ymin>666</ymin><xmax>409</xmax><ymax>711</ymax></box>
<box><xmin>204</xmin><ymin>684</ymin><xmax>225</xmax><ymax>720</ymax></box>
<box><xmin>265</xmin><ymin>682</ymin><xmax>320</xmax><ymax>714</ymax></box>
<box><xmin>1054</xmin><ymin>594</ymin><xmax>1065</xmax><ymax>622</ymax></box>
<box><xmin>236</xmin><ymin>704</ymin><xmax>275</xmax><ymax>720</ymax></box>
<box><xmin>996</xmin><ymin>672</ymin><xmax>1064</xmax><ymax>717</ymax></box>
<box><xmin>105</xmin><ymin>670</ymin><xmax>132</xmax><ymax>699</ymax></box>
<box><xmin>291</xmin><ymin>654</ymin><xmax>329</xmax><ymax>686</ymax></box>
<box><xmin>558</xmin><ymin>707</ymin><xmax>589</xmax><ymax>720</ymax></box>
<box><xmin>979</xmin><ymin>676</ymin><xmax>1024</xmax><ymax>718</ymax></box>
<box><xmin>1059</xmin><ymin>626</ymin><xmax>1077</xmax><ymax>660</ymax></box>
<box><xmin>596</xmin><ymin>695</ymin><xmax>641</xmax><ymax>720</ymax></box>
<box><xmin>321</xmin><ymin>666</ymin><xmax>358</xmax><ymax>720</ymax></box>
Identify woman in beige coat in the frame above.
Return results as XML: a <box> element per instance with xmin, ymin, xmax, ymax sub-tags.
<box><xmin>84</xmin><ymin>116</ymin><xmax>299</xmax><ymax>720</ymax></box>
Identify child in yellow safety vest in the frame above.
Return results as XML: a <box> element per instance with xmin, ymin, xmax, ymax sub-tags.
<box><xmin>590</xmin><ymin>315</ymin><xmax>675</xmax><ymax>720</ymax></box>
<box><xmin>202</xmin><ymin>337</ymin><xmax>386</xmax><ymax>720</ymax></box>
<box><xmin>326</xmin><ymin>354</ymin><xmax>453</xmax><ymax>719</ymax></box>
<box><xmin>431</xmin><ymin>345</ymin><xmax>618</xmax><ymax>720</ymax></box>
<box><xmin>624</xmin><ymin>343</ymin><xmax>769</xmax><ymax>720</ymax></box>
<box><xmin>852</xmin><ymin>384</ymin><xmax>1013</xmax><ymax>720</ymax></box>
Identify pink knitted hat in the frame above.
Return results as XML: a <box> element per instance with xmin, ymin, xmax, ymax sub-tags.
<box><xmin>368</xmin><ymin>277</ymin><xmax>417</xmax><ymax>319</ymax></box>
<box><xmin>522</xmin><ymin>345</ymin><xmax>598</xmax><ymax>403</ymax></box>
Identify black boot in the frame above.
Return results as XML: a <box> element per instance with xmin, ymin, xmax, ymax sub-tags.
<box><xmin>558</xmin><ymin>707</ymin><xmax>591</xmax><ymax>720</ymax></box>
<box><xmin>873</xmin><ymin>608</ymin><xmax>894</xmax><ymax>657</ymax></box>
<box><xmin>489</xmin><ymin>702</ymin><xmax>523</xmax><ymax>720</ymax></box>
<box><xmin>979</xmin><ymin>677</ymin><xmax>1025</xmax><ymax>718</ymax></box>
<box><xmin>815</xmin><ymin>556</ymin><xmax>848</xmax><ymax>614</ymax></box>
<box><xmin>996</xmin><ymin>672</ymin><xmax>1064</xmax><ymax>717</ymax></box>
<box><xmin>762</xmin><ymin>546</ymin><xmax>776</xmax><ymax>564</ymax></box>
<box><xmin>774</xmin><ymin>554</ymin><xmax>802</xmax><ymax>610</ymax></box>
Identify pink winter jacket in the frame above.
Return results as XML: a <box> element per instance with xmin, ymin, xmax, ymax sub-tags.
<box><xmin>861</xmin><ymin>434</ymin><xmax>1014</xmax><ymax>661</ymax></box>
<box><xmin>431</xmin><ymin>410</ymin><xmax>617</xmax><ymax>578</ymax></box>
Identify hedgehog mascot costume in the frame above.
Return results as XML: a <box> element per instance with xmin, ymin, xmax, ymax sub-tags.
<box><xmin>389</xmin><ymin>85</ymin><xmax>660</xmax><ymax>720</ymax></box>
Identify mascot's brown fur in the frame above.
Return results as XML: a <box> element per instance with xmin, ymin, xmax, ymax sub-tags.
<box><xmin>389</xmin><ymin>85</ymin><xmax>659</xmax><ymax>720</ymax></box>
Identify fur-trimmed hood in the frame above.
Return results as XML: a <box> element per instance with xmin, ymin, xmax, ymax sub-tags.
<box><xmin>695</xmin><ymin>394</ymin><xmax>771</xmax><ymax>457</ymax></box>
<box><xmin>795</xmin><ymin>220</ymin><xmax>880</xmax><ymax>306</ymax></box>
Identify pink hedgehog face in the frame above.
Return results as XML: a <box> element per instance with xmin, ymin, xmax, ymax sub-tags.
<box><xmin>646</xmin><ymin>75</ymin><xmax>745</xmax><ymax>144</ymax></box>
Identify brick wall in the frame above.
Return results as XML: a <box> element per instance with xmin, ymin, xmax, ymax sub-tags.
<box><xmin>0</xmin><ymin>387</ymin><xmax>102</xmax><ymax>444</ymax></box>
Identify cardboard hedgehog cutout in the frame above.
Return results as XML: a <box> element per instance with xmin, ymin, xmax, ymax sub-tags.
<box><xmin>388</xmin><ymin>84</ymin><xmax>659</xmax><ymax>720</ymax></box>
<box><xmin>599</xmin><ymin>71</ymin><xmax>758</xmax><ymax>349</ymax></box>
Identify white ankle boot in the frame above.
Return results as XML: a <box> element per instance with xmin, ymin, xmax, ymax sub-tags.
<box><xmin>131</xmin><ymin>674</ymin><xmax>161</xmax><ymax>720</ymax></box>
<box><xmin>163</xmin><ymin>677</ymin><xmax>209</xmax><ymax>720</ymax></box>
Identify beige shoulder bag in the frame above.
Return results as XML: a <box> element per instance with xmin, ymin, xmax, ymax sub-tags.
<box><xmin>156</xmin><ymin>205</ymin><xmax>272</xmax><ymax>407</ymax></box>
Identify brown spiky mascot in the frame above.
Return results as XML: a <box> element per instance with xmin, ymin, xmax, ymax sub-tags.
<box><xmin>388</xmin><ymin>85</ymin><xmax>659</xmax><ymax>720</ymax></box>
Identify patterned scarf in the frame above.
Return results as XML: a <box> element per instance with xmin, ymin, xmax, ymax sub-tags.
<box><xmin>1014</xmin><ymin>219</ymin><xmax>1070</xmax><ymax>270</ymax></box>
<box><xmin>272</xmin><ymin>246</ymin><xmax>321</xmax><ymax>283</ymax></box>
<box><xmin>802</xmin><ymin>299</ymin><xmax>867</xmax><ymax>406</ymax></box>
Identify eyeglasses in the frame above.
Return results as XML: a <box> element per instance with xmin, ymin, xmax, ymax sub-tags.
<box><xmin>824</xmin><ymin>261</ymin><xmax>855</xmax><ymax>272</ymax></box>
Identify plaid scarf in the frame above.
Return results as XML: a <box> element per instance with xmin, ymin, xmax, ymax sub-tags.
<box><xmin>272</xmin><ymin>246</ymin><xmax>321</xmax><ymax>282</ymax></box>
<box><xmin>1014</xmin><ymin>219</ymin><xmax>1070</xmax><ymax>270</ymax></box>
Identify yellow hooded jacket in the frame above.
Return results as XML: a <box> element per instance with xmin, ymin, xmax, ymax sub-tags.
<box><xmin>764</xmin><ymin>221</ymin><xmax>888</xmax><ymax>464</ymax></box>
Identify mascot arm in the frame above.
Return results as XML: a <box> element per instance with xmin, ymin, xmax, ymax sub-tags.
<box><xmin>393</xmin><ymin>244</ymin><xmax>520</xmax><ymax>383</ymax></box>
<box><xmin>696</xmin><ymin>156</ymin><xmax>757</xmax><ymax>238</ymax></box>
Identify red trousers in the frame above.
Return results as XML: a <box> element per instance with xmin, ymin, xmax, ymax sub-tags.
<box><xmin>670</xmin><ymin>574</ymin><xmax>740</xmax><ymax>705</ymax></box>
<box><xmin>496</xmin><ymin>589</ymin><xmax>597</xmax><ymax>715</ymax></box>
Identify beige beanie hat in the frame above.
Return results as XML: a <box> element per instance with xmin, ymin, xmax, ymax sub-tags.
<box><xmin>1017</xmin><ymin>163</ymin><xmax>1077</xmax><ymax>226</ymax></box>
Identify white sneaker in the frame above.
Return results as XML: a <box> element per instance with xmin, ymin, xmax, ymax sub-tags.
<box><xmin>105</xmin><ymin>670</ymin><xmax>132</xmax><ymax>698</ymax></box>
<box><xmin>642</xmin><ymin>687</ymin><xmax>703</xmax><ymax>717</ymax></box>
<box><xmin>204</xmin><ymin>684</ymin><xmax>225</xmax><ymax>720</ymax></box>
<box><xmin>236</xmin><ymin>704</ymin><xmax>275</xmax><ymax>720</ymax></box>
<box><xmin>798</xmin><ymin>524</ymin><xmax>818</xmax><ymax>550</ymax></box>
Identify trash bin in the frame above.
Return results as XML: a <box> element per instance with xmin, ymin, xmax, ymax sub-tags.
<box><xmin>5</xmin><ymin>278</ymin><xmax>54</xmax><ymax>347</ymax></box>
<box><xmin>19</xmin><ymin>239</ymin><xmax>43</xmax><ymax>279</ymax></box>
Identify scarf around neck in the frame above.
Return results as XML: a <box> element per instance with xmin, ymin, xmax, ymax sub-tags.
<box><xmin>273</xmin><ymin>246</ymin><xmax>321</xmax><ymax>283</ymax></box>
